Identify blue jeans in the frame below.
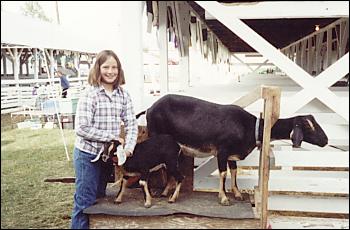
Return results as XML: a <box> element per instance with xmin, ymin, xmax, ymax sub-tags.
<box><xmin>71</xmin><ymin>147</ymin><xmax>113</xmax><ymax>229</ymax></box>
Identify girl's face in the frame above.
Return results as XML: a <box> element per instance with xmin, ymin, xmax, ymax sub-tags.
<box><xmin>100</xmin><ymin>56</ymin><xmax>119</xmax><ymax>87</ymax></box>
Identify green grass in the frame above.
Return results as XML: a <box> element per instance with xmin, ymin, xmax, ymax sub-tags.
<box><xmin>1</xmin><ymin>127</ymin><xmax>77</xmax><ymax>229</ymax></box>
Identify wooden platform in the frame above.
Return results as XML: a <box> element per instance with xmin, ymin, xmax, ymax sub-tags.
<box><xmin>89</xmin><ymin>214</ymin><xmax>260</xmax><ymax>229</ymax></box>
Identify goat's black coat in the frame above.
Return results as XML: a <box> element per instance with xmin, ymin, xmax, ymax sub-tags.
<box><xmin>106</xmin><ymin>135</ymin><xmax>184</xmax><ymax>183</ymax></box>
<box><xmin>124</xmin><ymin>134</ymin><xmax>184</xmax><ymax>183</ymax></box>
<box><xmin>139</xmin><ymin>94</ymin><xmax>328</xmax><ymax>173</ymax></box>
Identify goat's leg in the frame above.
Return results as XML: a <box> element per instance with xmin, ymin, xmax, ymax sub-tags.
<box><xmin>217</xmin><ymin>153</ymin><xmax>230</xmax><ymax>205</ymax></box>
<box><xmin>114</xmin><ymin>177</ymin><xmax>128</xmax><ymax>204</ymax></box>
<box><xmin>168</xmin><ymin>180</ymin><xmax>182</xmax><ymax>203</ymax></box>
<box><xmin>139</xmin><ymin>172</ymin><xmax>152</xmax><ymax>208</ymax></box>
<box><xmin>228</xmin><ymin>160</ymin><xmax>243</xmax><ymax>200</ymax></box>
<box><xmin>161</xmin><ymin>176</ymin><xmax>174</xmax><ymax>197</ymax></box>
<box><xmin>167</xmin><ymin>168</ymin><xmax>184</xmax><ymax>203</ymax></box>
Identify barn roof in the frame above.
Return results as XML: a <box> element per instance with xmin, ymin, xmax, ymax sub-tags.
<box><xmin>188</xmin><ymin>1</ymin><xmax>341</xmax><ymax>52</ymax></box>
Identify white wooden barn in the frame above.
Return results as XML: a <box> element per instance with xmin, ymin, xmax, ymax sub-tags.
<box><xmin>1</xmin><ymin>1</ymin><xmax>349</xmax><ymax>228</ymax></box>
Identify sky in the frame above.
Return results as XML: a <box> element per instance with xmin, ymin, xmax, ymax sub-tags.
<box><xmin>2</xmin><ymin>1</ymin><xmax>57</xmax><ymax>21</ymax></box>
<box><xmin>2</xmin><ymin>1</ymin><xmax>121</xmax><ymax>30</ymax></box>
<box><xmin>2</xmin><ymin>1</ymin><xmax>162</xmax><ymax>51</ymax></box>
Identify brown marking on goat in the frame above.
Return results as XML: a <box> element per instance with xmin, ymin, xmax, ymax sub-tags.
<box><xmin>139</xmin><ymin>180</ymin><xmax>152</xmax><ymax>208</ymax></box>
<box><xmin>161</xmin><ymin>177</ymin><xmax>175</xmax><ymax>197</ymax></box>
<box><xmin>168</xmin><ymin>182</ymin><xmax>182</xmax><ymax>203</ymax></box>
<box><xmin>115</xmin><ymin>165</ymin><xmax>140</xmax><ymax>177</ymax></box>
<box><xmin>113</xmin><ymin>158</ymin><xmax>178</xmax><ymax>208</ymax></box>
<box><xmin>218</xmin><ymin>171</ymin><xmax>230</xmax><ymax>205</ymax></box>
<box><xmin>114</xmin><ymin>178</ymin><xmax>128</xmax><ymax>204</ymax></box>
<box><xmin>180</xmin><ymin>144</ymin><xmax>217</xmax><ymax>158</ymax></box>
<box><xmin>227</xmin><ymin>154</ymin><xmax>241</xmax><ymax>161</ymax></box>
<box><xmin>137</xmin><ymin>126</ymin><xmax>149</xmax><ymax>143</ymax></box>
<box><xmin>306</xmin><ymin>118</ymin><xmax>315</xmax><ymax>131</ymax></box>
<box><xmin>119</xmin><ymin>125</ymin><xmax>149</xmax><ymax>144</ymax></box>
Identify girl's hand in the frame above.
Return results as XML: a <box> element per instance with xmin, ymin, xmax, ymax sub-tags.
<box><xmin>125</xmin><ymin>150</ymin><xmax>133</xmax><ymax>158</ymax></box>
<box><xmin>118</xmin><ymin>137</ymin><xmax>125</xmax><ymax>146</ymax></box>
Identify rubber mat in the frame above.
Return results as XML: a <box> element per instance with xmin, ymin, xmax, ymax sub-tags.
<box><xmin>84</xmin><ymin>186</ymin><xmax>255</xmax><ymax>219</ymax></box>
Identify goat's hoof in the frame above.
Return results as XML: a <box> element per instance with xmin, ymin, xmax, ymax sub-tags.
<box><xmin>219</xmin><ymin>197</ymin><xmax>230</xmax><ymax>206</ymax></box>
<box><xmin>231</xmin><ymin>189</ymin><xmax>244</xmax><ymax>201</ymax></box>
<box><xmin>114</xmin><ymin>199</ymin><xmax>122</xmax><ymax>204</ymax></box>
<box><xmin>144</xmin><ymin>202</ymin><xmax>152</xmax><ymax>208</ymax></box>
<box><xmin>160</xmin><ymin>192</ymin><xmax>168</xmax><ymax>197</ymax></box>
<box><xmin>168</xmin><ymin>195</ymin><xmax>176</xmax><ymax>203</ymax></box>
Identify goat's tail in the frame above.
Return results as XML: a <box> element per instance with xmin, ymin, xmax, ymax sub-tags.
<box><xmin>136</xmin><ymin>110</ymin><xmax>146</xmax><ymax>119</ymax></box>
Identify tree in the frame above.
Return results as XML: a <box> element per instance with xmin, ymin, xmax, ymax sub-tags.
<box><xmin>21</xmin><ymin>1</ymin><xmax>52</xmax><ymax>22</ymax></box>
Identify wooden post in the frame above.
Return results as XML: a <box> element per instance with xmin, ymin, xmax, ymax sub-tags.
<box><xmin>315</xmin><ymin>33</ymin><xmax>323</xmax><ymax>75</ymax></box>
<box><xmin>325</xmin><ymin>28</ymin><xmax>333</xmax><ymax>69</ymax></box>
<box><xmin>259</xmin><ymin>86</ymin><xmax>280</xmax><ymax>229</ymax></box>
<box><xmin>260</xmin><ymin>100</ymin><xmax>272</xmax><ymax>229</ymax></box>
<box><xmin>233</xmin><ymin>85</ymin><xmax>280</xmax><ymax>228</ymax></box>
<box><xmin>307</xmin><ymin>37</ymin><xmax>312</xmax><ymax>74</ymax></box>
<box><xmin>159</xmin><ymin>1</ymin><xmax>169</xmax><ymax>94</ymax></box>
<box><xmin>177</xmin><ymin>1</ymin><xmax>191</xmax><ymax>90</ymax></box>
<box><xmin>33</xmin><ymin>48</ymin><xmax>39</xmax><ymax>80</ymax></box>
<box><xmin>300</xmin><ymin>40</ymin><xmax>307</xmax><ymax>70</ymax></box>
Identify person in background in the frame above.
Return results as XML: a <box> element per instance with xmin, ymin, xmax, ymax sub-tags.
<box><xmin>32</xmin><ymin>83</ymin><xmax>39</xmax><ymax>95</ymax></box>
<box><xmin>56</xmin><ymin>69</ymin><xmax>70</xmax><ymax>98</ymax></box>
<box><xmin>71</xmin><ymin>50</ymin><xmax>137</xmax><ymax>229</ymax></box>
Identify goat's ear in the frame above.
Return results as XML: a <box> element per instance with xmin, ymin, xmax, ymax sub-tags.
<box><xmin>103</xmin><ymin>143</ymin><xmax>110</xmax><ymax>154</ymax></box>
<box><xmin>291</xmin><ymin>126</ymin><xmax>303</xmax><ymax>148</ymax></box>
<box><xmin>112</xmin><ymin>140</ymin><xmax>122</xmax><ymax>146</ymax></box>
<box><xmin>109</xmin><ymin>140</ymin><xmax>121</xmax><ymax>155</ymax></box>
<box><xmin>107</xmin><ymin>142</ymin><xmax>115</xmax><ymax>155</ymax></box>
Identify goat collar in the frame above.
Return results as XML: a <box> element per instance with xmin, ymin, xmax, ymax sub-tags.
<box><xmin>255</xmin><ymin>118</ymin><xmax>261</xmax><ymax>147</ymax></box>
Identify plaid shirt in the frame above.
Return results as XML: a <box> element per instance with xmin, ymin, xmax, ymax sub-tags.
<box><xmin>74</xmin><ymin>85</ymin><xmax>138</xmax><ymax>155</ymax></box>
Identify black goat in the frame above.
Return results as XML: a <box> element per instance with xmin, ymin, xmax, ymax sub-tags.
<box><xmin>136</xmin><ymin>94</ymin><xmax>328</xmax><ymax>205</ymax></box>
<box><xmin>99</xmin><ymin>135</ymin><xmax>184</xmax><ymax>208</ymax></box>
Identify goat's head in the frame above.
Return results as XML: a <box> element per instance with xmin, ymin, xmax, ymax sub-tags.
<box><xmin>101</xmin><ymin>140</ymin><xmax>122</xmax><ymax>163</ymax></box>
<box><xmin>291</xmin><ymin>115</ymin><xmax>328</xmax><ymax>148</ymax></box>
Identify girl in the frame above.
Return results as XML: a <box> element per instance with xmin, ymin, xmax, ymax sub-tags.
<box><xmin>71</xmin><ymin>50</ymin><xmax>138</xmax><ymax>229</ymax></box>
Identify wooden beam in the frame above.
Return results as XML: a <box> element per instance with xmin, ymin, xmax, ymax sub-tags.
<box><xmin>232</xmin><ymin>86</ymin><xmax>261</xmax><ymax>107</ymax></box>
<box><xmin>284</xmin><ymin>53</ymin><xmax>349</xmax><ymax>120</ymax></box>
<box><xmin>178</xmin><ymin>1</ymin><xmax>191</xmax><ymax>90</ymax></box>
<box><xmin>307</xmin><ymin>37</ymin><xmax>313</xmax><ymax>74</ymax></box>
<box><xmin>204</xmin><ymin>1</ymin><xmax>349</xmax><ymax>19</ymax></box>
<box><xmin>340</xmin><ymin>20</ymin><xmax>349</xmax><ymax>56</ymax></box>
<box><xmin>252</xmin><ymin>59</ymin><xmax>269</xmax><ymax>73</ymax></box>
<box><xmin>317</xmin><ymin>53</ymin><xmax>350</xmax><ymax>87</ymax></box>
<box><xmin>232</xmin><ymin>53</ymin><xmax>254</xmax><ymax>72</ymax></box>
<box><xmin>315</xmin><ymin>33</ymin><xmax>323</xmax><ymax>75</ymax></box>
<box><xmin>196</xmin><ymin>1</ymin><xmax>315</xmax><ymax>87</ymax></box>
<box><xmin>197</xmin><ymin>1</ymin><xmax>348</xmax><ymax>121</ymax></box>
<box><xmin>6</xmin><ymin>48</ymin><xmax>14</xmax><ymax>61</ymax></box>
<box><xmin>194</xmin><ymin>156</ymin><xmax>217</xmax><ymax>179</ymax></box>
<box><xmin>282</xmin><ymin>18</ymin><xmax>347</xmax><ymax>51</ymax></box>
<box><xmin>300</xmin><ymin>40</ymin><xmax>307</xmax><ymax>69</ymax></box>
<box><xmin>158</xmin><ymin>1</ymin><xmax>169</xmax><ymax>93</ymax></box>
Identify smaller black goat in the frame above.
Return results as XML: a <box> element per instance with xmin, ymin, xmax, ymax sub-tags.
<box><xmin>99</xmin><ymin>135</ymin><xmax>184</xmax><ymax>208</ymax></box>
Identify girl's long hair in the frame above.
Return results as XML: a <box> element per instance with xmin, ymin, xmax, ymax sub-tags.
<box><xmin>88</xmin><ymin>50</ymin><xmax>125</xmax><ymax>88</ymax></box>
